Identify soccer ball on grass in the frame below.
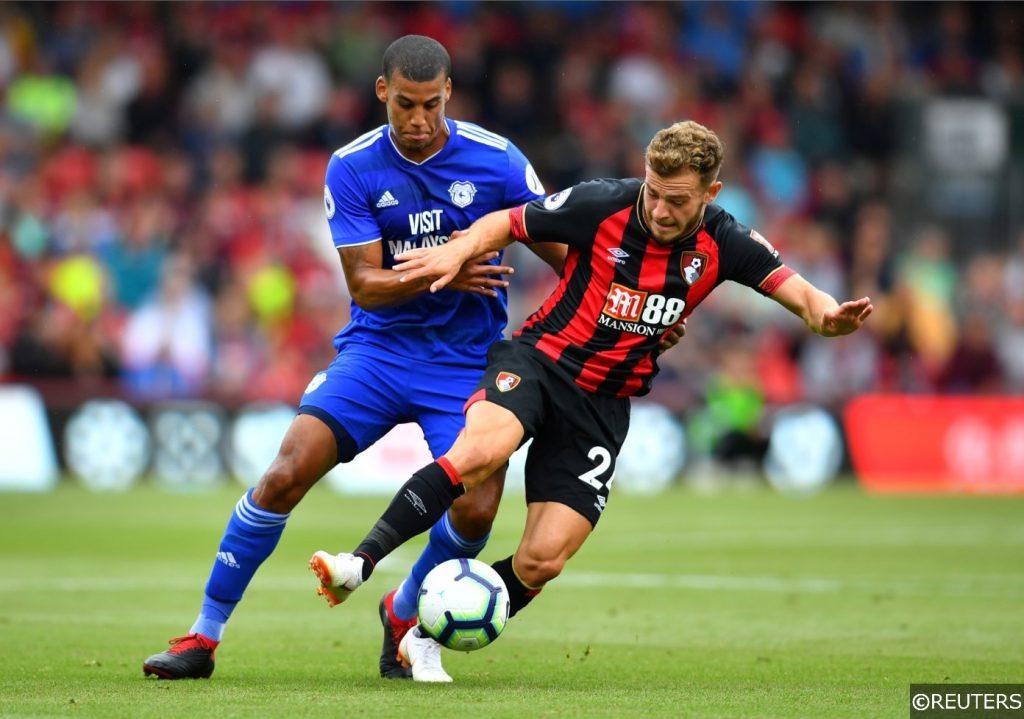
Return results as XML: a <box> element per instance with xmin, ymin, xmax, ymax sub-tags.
<box><xmin>418</xmin><ymin>558</ymin><xmax>510</xmax><ymax>651</ymax></box>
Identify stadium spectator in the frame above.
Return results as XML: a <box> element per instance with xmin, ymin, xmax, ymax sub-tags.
<box><xmin>120</xmin><ymin>252</ymin><xmax>212</xmax><ymax>399</ymax></box>
<box><xmin>0</xmin><ymin>1</ymin><xmax>1021</xmax><ymax>417</ymax></box>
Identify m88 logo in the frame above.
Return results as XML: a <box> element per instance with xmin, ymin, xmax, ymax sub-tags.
<box><xmin>601</xmin><ymin>282</ymin><xmax>685</xmax><ymax>328</ymax></box>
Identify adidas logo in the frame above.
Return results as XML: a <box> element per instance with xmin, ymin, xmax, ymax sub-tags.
<box><xmin>217</xmin><ymin>551</ymin><xmax>240</xmax><ymax>569</ymax></box>
<box><xmin>376</xmin><ymin>190</ymin><xmax>399</xmax><ymax>208</ymax></box>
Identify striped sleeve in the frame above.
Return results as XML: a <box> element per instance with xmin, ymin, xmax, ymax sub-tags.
<box><xmin>509</xmin><ymin>205</ymin><xmax>531</xmax><ymax>244</ymax></box>
<box><xmin>759</xmin><ymin>266</ymin><xmax>796</xmax><ymax>295</ymax></box>
<box><xmin>717</xmin><ymin>212</ymin><xmax>788</xmax><ymax>295</ymax></box>
<box><xmin>518</xmin><ymin>180</ymin><xmax>628</xmax><ymax>250</ymax></box>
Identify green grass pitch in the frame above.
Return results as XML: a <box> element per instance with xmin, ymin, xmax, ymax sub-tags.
<box><xmin>1</xmin><ymin>482</ymin><xmax>1021</xmax><ymax>718</ymax></box>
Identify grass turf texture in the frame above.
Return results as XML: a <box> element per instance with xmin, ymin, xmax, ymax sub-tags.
<box><xmin>1</xmin><ymin>483</ymin><xmax>1022</xmax><ymax>718</ymax></box>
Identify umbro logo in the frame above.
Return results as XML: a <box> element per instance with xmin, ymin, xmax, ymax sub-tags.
<box><xmin>606</xmin><ymin>247</ymin><xmax>629</xmax><ymax>264</ymax></box>
<box><xmin>404</xmin><ymin>489</ymin><xmax>427</xmax><ymax>516</ymax></box>
<box><xmin>217</xmin><ymin>551</ymin><xmax>240</xmax><ymax>569</ymax></box>
<box><xmin>376</xmin><ymin>190</ymin><xmax>399</xmax><ymax>208</ymax></box>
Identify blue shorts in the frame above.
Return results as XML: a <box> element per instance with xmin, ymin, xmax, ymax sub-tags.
<box><xmin>297</xmin><ymin>344</ymin><xmax>484</xmax><ymax>463</ymax></box>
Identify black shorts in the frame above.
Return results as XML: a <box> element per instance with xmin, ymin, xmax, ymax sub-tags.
<box><xmin>468</xmin><ymin>340</ymin><xmax>630</xmax><ymax>526</ymax></box>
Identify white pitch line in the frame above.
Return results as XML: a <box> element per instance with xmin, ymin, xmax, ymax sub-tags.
<box><xmin>0</xmin><ymin>570</ymin><xmax>835</xmax><ymax>595</ymax></box>
<box><xmin>0</xmin><ymin>567</ymin><xmax>1019</xmax><ymax>597</ymax></box>
<box><xmin>558</xmin><ymin>571</ymin><xmax>841</xmax><ymax>593</ymax></box>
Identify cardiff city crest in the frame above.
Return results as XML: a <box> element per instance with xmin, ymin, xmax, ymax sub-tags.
<box><xmin>495</xmin><ymin>371</ymin><xmax>521</xmax><ymax>392</ymax></box>
<box><xmin>448</xmin><ymin>180</ymin><xmax>477</xmax><ymax>208</ymax></box>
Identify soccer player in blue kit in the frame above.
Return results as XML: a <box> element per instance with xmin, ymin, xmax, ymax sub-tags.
<box><xmin>142</xmin><ymin>35</ymin><xmax>567</xmax><ymax>682</ymax></box>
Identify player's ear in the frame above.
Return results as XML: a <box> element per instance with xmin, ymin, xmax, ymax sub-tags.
<box><xmin>375</xmin><ymin>76</ymin><xmax>388</xmax><ymax>104</ymax></box>
<box><xmin>444</xmin><ymin>76</ymin><xmax>452</xmax><ymax>102</ymax></box>
<box><xmin>705</xmin><ymin>180</ymin><xmax>723</xmax><ymax>204</ymax></box>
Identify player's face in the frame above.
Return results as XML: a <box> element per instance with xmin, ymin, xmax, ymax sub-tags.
<box><xmin>642</xmin><ymin>167</ymin><xmax>722</xmax><ymax>244</ymax></box>
<box><xmin>376</xmin><ymin>71</ymin><xmax>452</xmax><ymax>160</ymax></box>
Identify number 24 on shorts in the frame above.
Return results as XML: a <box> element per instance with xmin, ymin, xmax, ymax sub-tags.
<box><xmin>579</xmin><ymin>446</ymin><xmax>614</xmax><ymax>490</ymax></box>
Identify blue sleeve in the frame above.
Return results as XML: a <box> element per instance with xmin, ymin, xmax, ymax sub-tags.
<box><xmin>324</xmin><ymin>154</ymin><xmax>381</xmax><ymax>248</ymax></box>
<box><xmin>504</xmin><ymin>141</ymin><xmax>546</xmax><ymax>207</ymax></box>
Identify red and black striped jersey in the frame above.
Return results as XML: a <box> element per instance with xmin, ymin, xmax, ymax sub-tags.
<box><xmin>508</xmin><ymin>178</ymin><xmax>794</xmax><ymax>397</ymax></box>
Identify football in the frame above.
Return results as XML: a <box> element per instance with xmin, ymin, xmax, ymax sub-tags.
<box><xmin>417</xmin><ymin>558</ymin><xmax>510</xmax><ymax>651</ymax></box>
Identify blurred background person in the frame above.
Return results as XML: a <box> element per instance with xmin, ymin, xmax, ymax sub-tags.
<box><xmin>0</xmin><ymin>1</ymin><xmax>1020</xmax><ymax>487</ymax></box>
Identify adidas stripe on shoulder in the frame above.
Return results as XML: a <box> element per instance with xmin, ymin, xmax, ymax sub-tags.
<box><xmin>333</xmin><ymin>126</ymin><xmax>386</xmax><ymax>160</ymax></box>
<box><xmin>454</xmin><ymin>121</ymin><xmax>509</xmax><ymax>151</ymax></box>
<box><xmin>455</xmin><ymin>121</ymin><xmax>508</xmax><ymax>145</ymax></box>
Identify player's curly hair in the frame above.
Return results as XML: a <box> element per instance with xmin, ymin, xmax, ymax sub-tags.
<box><xmin>645</xmin><ymin>121</ymin><xmax>724</xmax><ymax>188</ymax></box>
<box><xmin>383</xmin><ymin>35</ymin><xmax>451</xmax><ymax>82</ymax></box>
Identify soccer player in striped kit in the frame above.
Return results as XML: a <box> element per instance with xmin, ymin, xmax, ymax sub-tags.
<box><xmin>310</xmin><ymin>120</ymin><xmax>874</xmax><ymax>679</ymax></box>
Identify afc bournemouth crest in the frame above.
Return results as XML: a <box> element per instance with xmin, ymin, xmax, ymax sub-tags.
<box><xmin>448</xmin><ymin>180</ymin><xmax>477</xmax><ymax>208</ymax></box>
<box><xmin>681</xmin><ymin>251</ymin><xmax>708</xmax><ymax>286</ymax></box>
<box><xmin>495</xmin><ymin>371</ymin><xmax>521</xmax><ymax>392</ymax></box>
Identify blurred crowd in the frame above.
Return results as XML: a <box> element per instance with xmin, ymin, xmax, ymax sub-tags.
<box><xmin>1</xmin><ymin>1</ymin><xmax>1022</xmax><ymax>436</ymax></box>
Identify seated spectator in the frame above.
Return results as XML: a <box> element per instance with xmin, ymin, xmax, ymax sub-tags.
<box><xmin>121</xmin><ymin>253</ymin><xmax>212</xmax><ymax>399</ymax></box>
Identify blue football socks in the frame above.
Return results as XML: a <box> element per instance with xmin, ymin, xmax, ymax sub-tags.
<box><xmin>391</xmin><ymin>510</ymin><xmax>489</xmax><ymax>621</ymax></box>
<box><xmin>190</xmin><ymin>489</ymin><xmax>289</xmax><ymax>641</ymax></box>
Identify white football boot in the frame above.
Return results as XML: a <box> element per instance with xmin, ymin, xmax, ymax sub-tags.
<box><xmin>398</xmin><ymin>626</ymin><xmax>453</xmax><ymax>683</ymax></box>
<box><xmin>308</xmin><ymin>551</ymin><xmax>365</xmax><ymax>607</ymax></box>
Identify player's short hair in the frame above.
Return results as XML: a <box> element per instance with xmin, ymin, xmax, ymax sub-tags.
<box><xmin>382</xmin><ymin>35</ymin><xmax>451</xmax><ymax>82</ymax></box>
<box><xmin>645</xmin><ymin>121</ymin><xmax>724</xmax><ymax>188</ymax></box>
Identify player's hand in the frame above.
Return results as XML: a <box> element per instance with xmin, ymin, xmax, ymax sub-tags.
<box><xmin>448</xmin><ymin>251</ymin><xmax>514</xmax><ymax>298</ymax></box>
<box><xmin>819</xmin><ymin>297</ymin><xmax>873</xmax><ymax>337</ymax></box>
<box><xmin>657</xmin><ymin>318</ymin><xmax>687</xmax><ymax>354</ymax></box>
<box><xmin>394</xmin><ymin>240</ymin><xmax>473</xmax><ymax>293</ymax></box>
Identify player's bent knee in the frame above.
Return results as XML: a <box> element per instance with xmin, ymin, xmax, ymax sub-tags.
<box><xmin>514</xmin><ymin>550</ymin><xmax>566</xmax><ymax>587</ymax></box>
<box><xmin>447</xmin><ymin>442</ymin><xmax>505</xmax><ymax>489</ymax></box>
<box><xmin>449</xmin><ymin>494</ymin><xmax>498</xmax><ymax>540</ymax></box>
<box><xmin>253</xmin><ymin>457</ymin><xmax>316</xmax><ymax>513</ymax></box>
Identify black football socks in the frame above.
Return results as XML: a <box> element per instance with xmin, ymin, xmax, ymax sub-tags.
<box><xmin>492</xmin><ymin>555</ymin><xmax>542</xmax><ymax>617</ymax></box>
<box><xmin>354</xmin><ymin>459</ymin><xmax>465</xmax><ymax>580</ymax></box>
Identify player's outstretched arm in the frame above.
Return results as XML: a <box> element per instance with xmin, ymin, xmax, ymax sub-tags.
<box><xmin>395</xmin><ymin>209</ymin><xmax>515</xmax><ymax>294</ymax></box>
<box><xmin>339</xmin><ymin>242</ymin><xmax>514</xmax><ymax>309</ymax></box>
<box><xmin>447</xmin><ymin>251</ymin><xmax>515</xmax><ymax>298</ymax></box>
<box><xmin>526</xmin><ymin>242</ymin><xmax>568</xmax><ymax>276</ymax></box>
<box><xmin>769</xmin><ymin>273</ymin><xmax>873</xmax><ymax>338</ymax></box>
<box><xmin>339</xmin><ymin>242</ymin><xmax>430</xmax><ymax>310</ymax></box>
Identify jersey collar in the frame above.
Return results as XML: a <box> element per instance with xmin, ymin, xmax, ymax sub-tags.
<box><xmin>386</xmin><ymin>118</ymin><xmax>455</xmax><ymax>166</ymax></box>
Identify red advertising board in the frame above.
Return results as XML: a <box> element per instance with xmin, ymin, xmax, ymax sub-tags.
<box><xmin>844</xmin><ymin>395</ymin><xmax>1024</xmax><ymax>493</ymax></box>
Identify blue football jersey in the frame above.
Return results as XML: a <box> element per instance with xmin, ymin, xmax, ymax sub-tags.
<box><xmin>323</xmin><ymin>119</ymin><xmax>545</xmax><ymax>367</ymax></box>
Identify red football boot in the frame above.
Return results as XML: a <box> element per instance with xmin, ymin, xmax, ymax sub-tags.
<box><xmin>378</xmin><ymin>590</ymin><xmax>417</xmax><ymax>679</ymax></box>
<box><xmin>143</xmin><ymin>633</ymin><xmax>219</xmax><ymax>679</ymax></box>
